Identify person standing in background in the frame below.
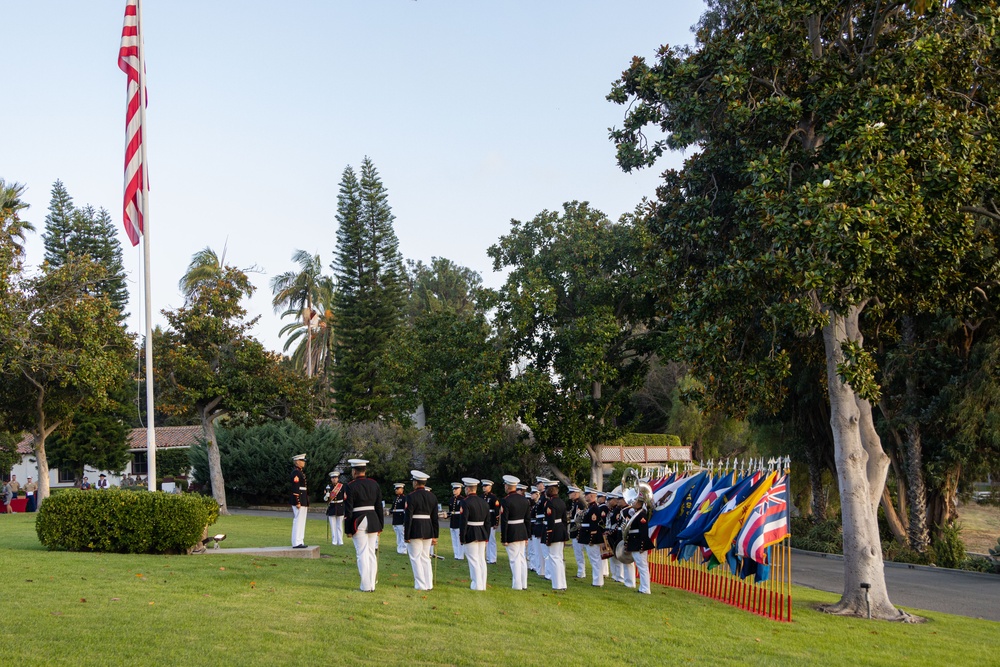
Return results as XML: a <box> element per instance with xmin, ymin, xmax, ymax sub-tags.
<box><xmin>290</xmin><ymin>454</ymin><xmax>309</xmax><ymax>548</ymax></box>
<box><xmin>24</xmin><ymin>477</ymin><xmax>38</xmax><ymax>512</ymax></box>
<box><xmin>391</xmin><ymin>482</ymin><xmax>408</xmax><ymax>554</ymax></box>
<box><xmin>324</xmin><ymin>469</ymin><xmax>346</xmax><ymax>545</ymax></box>
<box><xmin>447</xmin><ymin>482</ymin><xmax>465</xmax><ymax>560</ymax></box>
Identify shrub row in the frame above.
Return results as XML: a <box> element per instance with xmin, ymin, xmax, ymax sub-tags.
<box><xmin>35</xmin><ymin>488</ymin><xmax>219</xmax><ymax>554</ymax></box>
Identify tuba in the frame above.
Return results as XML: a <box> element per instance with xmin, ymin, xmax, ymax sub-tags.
<box><xmin>615</xmin><ymin>468</ymin><xmax>655</xmax><ymax>564</ymax></box>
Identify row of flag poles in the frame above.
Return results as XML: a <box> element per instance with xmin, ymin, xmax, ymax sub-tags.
<box><xmin>643</xmin><ymin>457</ymin><xmax>793</xmax><ymax>621</ymax></box>
<box><xmin>118</xmin><ymin>0</ymin><xmax>157</xmax><ymax>491</ymax></box>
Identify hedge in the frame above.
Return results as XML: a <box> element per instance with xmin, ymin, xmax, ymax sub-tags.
<box><xmin>35</xmin><ymin>488</ymin><xmax>219</xmax><ymax>554</ymax></box>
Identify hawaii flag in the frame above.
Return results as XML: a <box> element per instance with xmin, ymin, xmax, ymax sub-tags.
<box><xmin>118</xmin><ymin>0</ymin><xmax>144</xmax><ymax>246</ymax></box>
<box><xmin>735</xmin><ymin>473</ymin><xmax>790</xmax><ymax>563</ymax></box>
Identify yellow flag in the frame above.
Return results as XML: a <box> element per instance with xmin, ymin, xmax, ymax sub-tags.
<box><xmin>704</xmin><ymin>470</ymin><xmax>776</xmax><ymax>561</ymax></box>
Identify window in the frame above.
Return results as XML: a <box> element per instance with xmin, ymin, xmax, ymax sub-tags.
<box><xmin>132</xmin><ymin>452</ymin><xmax>148</xmax><ymax>476</ymax></box>
<box><xmin>58</xmin><ymin>469</ymin><xmax>76</xmax><ymax>484</ymax></box>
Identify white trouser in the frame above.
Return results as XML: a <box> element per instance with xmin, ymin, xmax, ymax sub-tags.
<box><xmin>291</xmin><ymin>505</ymin><xmax>307</xmax><ymax>547</ymax></box>
<box><xmin>610</xmin><ymin>556</ymin><xmax>623</xmax><ymax>582</ymax></box>
<box><xmin>526</xmin><ymin>535</ymin><xmax>535</xmax><ymax>568</ymax></box>
<box><xmin>586</xmin><ymin>544</ymin><xmax>605</xmax><ymax>586</ymax></box>
<box><xmin>541</xmin><ymin>537</ymin><xmax>551</xmax><ymax>578</ymax></box>
<box><xmin>394</xmin><ymin>525</ymin><xmax>406</xmax><ymax>554</ymax></box>
<box><xmin>531</xmin><ymin>537</ymin><xmax>547</xmax><ymax>578</ymax></box>
<box><xmin>634</xmin><ymin>551</ymin><xmax>650</xmax><ymax>593</ymax></box>
<box><xmin>465</xmin><ymin>541</ymin><xmax>488</xmax><ymax>590</ymax></box>
<box><xmin>622</xmin><ymin>559</ymin><xmax>636</xmax><ymax>588</ymax></box>
<box><xmin>352</xmin><ymin>518</ymin><xmax>380</xmax><ymax>591</ymax></box>
<box><xmin>407</xmin><ymin>538</ymin><xmax>434</xmax><ymax>590</ymax></box>
<box><xmin>547</xmin><ymin>542</ymin><xmax>566</xmax><ymax>590</ymax></box>
<box><xmin>572</xmin><ymin>539</ymin><xmax>587</xmax><ymax>578</ymax></box>
<box><xmin>450</xmin><ymin>528</ymin><xmax>465</xmax><ymax>560</ymax></box>
<box><xmin>329</xmin><ymin>515</ymin><xmax>344</xmax><ymax>545</ymax></box>
<box><xmin>603</xmin><ymin>553</ymin><xmax>610</xmax><ymax>577</ymax></box>
<box><xmin>505</xmin><ymin>540</ymin><xmax>528</xmax><ymax>590</ymax></box>
<box><xmin>486</xmin><ymin>527</ymin><xmax>498</xmax><ymax>563</ymax></box>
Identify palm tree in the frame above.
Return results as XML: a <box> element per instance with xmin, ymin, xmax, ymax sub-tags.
<box><xmin>270</xmin><ymin>250</ymin><xmax>327</xmax><ymax>377</ymax></box>
<box><xmin>0</xmin><ymin>179</ymin><xmax>34</xmax><ymax>287</ymax></box>
<box><xmin>278</xmin><ymin>275</ymin><xmax>335</xmax><ymax>378</ymax></box>
<box><xmin>179</xmin><ymin>246</ymin><xmax>224</xmax><ymax>300</ymax></box>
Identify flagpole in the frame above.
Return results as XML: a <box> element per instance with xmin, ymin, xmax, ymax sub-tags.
<box><xmin>136</xmin><ymin>0</ymin><xmax>156</xmax><ymax>493</ymax></box>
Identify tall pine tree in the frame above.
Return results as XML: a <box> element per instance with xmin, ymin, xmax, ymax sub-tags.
<box><xmin>331</xmin><ymin>158</ymin><xmax>406</xmax><ymax>421</ymax></box>
<box><xmin>41</xmin><ymin>182</ymin><xmax>129</xmax><ymax>317</ymax></box>
<box><xmin>42</xmin><ymin>180</ymin><xmax>75</xmax><ymax>265</ymax></box>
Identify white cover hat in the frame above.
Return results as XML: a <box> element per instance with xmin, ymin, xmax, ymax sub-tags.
<box><xmin>292</xmin><ymin>453</ymin><xmax>307</xmax><ymax>461</ymax></box>
<box><xmin>462</xmin><ymin>477</ymin><xmax>480</xmax><ymax>487</ymax></box>
<box><xmin>502</xmin><ymin>475</ymin><xmax>520</xmax><ymax>485</ymax></box>
<box><xmin>411</xmin><ymin>470</ymin><xmax>430</xmax><ymax>481</ymax></box>
<box><xmin>347</xmin><ymin>458</ymin><xmax>368</xmax><ymax>468</ymax></box>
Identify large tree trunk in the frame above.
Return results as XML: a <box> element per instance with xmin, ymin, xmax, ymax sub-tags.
<box><xmin>590</xmin><ymin>380</ymin><xmax>604</xmax><ymax>489</ymax></box>
<box><xmin>34</xmin><ymin>433</ymin><xmax>51</xmax><ymax>503</ymax></box>
<box><xmin>200</xmin><ymin>403</ymin><xmax>228</xmax><ymax>515</ymax></box>
<box><xmin>806</xmin><ymin>445</ymin><xmax>827</xmax><ymax>521</ymax></box>
<box><xmin>819</xmin><ymin>307</ymin><xmax>908</xmax><ymax>620</ymax></box>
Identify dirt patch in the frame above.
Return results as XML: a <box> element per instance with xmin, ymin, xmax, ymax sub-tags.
<box><xmin>957</xmin><ymin>502</ymin><xmax>1000</xmax><ymax>554</ymax></box>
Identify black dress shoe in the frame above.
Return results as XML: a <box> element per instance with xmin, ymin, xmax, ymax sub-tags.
<box><xmin>293</xmin><ymin>544</ymin><xmax>308</xmax><ymax>549</ymax></box>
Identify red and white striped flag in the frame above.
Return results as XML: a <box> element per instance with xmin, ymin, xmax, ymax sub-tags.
<box><xmin>118</xmin><ymin>0</ymin><xmax>144</xmax><ymax>247</ymax></box>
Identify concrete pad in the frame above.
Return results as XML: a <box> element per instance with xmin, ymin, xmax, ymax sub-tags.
<box><xmin>197</xmin><ymin>546</ymin><xmax>320</xmax><ymax>559</ymax></box>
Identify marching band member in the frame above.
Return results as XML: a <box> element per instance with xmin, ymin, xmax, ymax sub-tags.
<box><xmin>482</xmin><ymin>479</ymin><xmax>500</xmax><ymax>565</ymax></box>
<box><xmin>527</xmin><ymin>487</ymin><xmax>540</xmax><ymax>571</ymax></box>
<box><xmin>625</xmin><ymin>495</ymin><xmax>654</xmax><ymax>594</ymax></box>
<box><xmin>567</xmin><ymin>485</ymin><xmax>587</xmax><ymax>579</ymax></box>
<box><xmin>531</xmin><ymin>482</ymin><xmax>549</xmax><ymax>579</ymax></box>
<box><xmin>448</xmin><ymin>482</ymin><xmax>465</xmax><ymax>560</ymax></box>
<box><xmin>344</xmin><ymin>458</ymin><xmax>384</xmax><ymax>592</ymax></box>
<box><xmin>404</xmin><ymin>470</ymin><xmax>439</xmax><ymax>591</ymax></box>
<box><xmin>607</xmin><ymin>493</ymin><xmax>625</xmax><ymax>583</ymax></box>
<box><xmin>596</xmin><ymin>491</ymin><xmax>611</xmax><ymax>578</ymax></box>
<box><xmin>459</xmin><ymin>478</ymin><xmax>490</xmax><ymax>591</ymax></box>
<box><xmin>580</xmin><ymin>487</ymin><xmax>605</xmax><ymax>587</ymax></box>
<box><xmin>324</xmin><ymin>469</ymin><xmax>346</xmax><ymax>545</ymax></box>
<box><xmin>543</xmin><ymin>480</ymin><xmax>568</xmax><ymax>591</ymax></box>
<box><xmin>500</xmin><ymin>475</ymin><xmax>531</xmax><ymax>590</ymax></box>
<box><xmin>391</xmin><ymin>482</ymin><xmax>408</xmax><ymax>554</ymax></box>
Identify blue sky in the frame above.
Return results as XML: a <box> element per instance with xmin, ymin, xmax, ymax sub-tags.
<box><xmin>4</xmin><ymin>1</ymin><xmax>705</xmax><ymax>352</ymax></box>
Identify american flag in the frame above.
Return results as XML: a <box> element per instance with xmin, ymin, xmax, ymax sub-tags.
<box><xmin>735</xmin><ymin>474</ymin><xmax>789</xmax><ymax>564</ymax></box>
<box><xmin>118</xmin><ymin>0</ymin><xmax>144</xmax><ymax>246</ymax></box>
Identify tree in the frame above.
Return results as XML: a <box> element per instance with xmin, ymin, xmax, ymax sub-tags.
<box><xmin>178</xmin><ymin>246</ymin><xmax>224</xmax><ymax>301</ymax></box>
<box><xmin>331</xmin><ymin>159</ymin><xmax>407</xmax><ymax>421</ymax></box>
<box><xmin>41</xmin><ymin>179</ymin><xmax>75</xmax><ymax>267</ymax></box>
<box><xmin>45</xmin><ymin>405</ymin><xmax>131</xmax><ymax>485</ymax></box>
<box><xmin>0</xmin><ymin>258</ymin><xmax>134</xmax><ymax>503</ymax></box>
<box><xmin>609</xmin><ymin>0</ymin><xmax>999</xmax><ymax>618</ymax></box>
<box><xmin>156</xmin><ymin>253</ymin><xmax>311</xmax><ymax>513</ymax></box>
<box><xmin>405</xmin><ymin>257</ymin><xmax>482</xmax><ymax>320</ymax></box>
<box><xmin>0</xmin><ymin>431</ymin><xmax>19</xmax><ymax>477</ymax></box>
<box><xmin>41</xmin><ymin>182</ymin><xmax>128</xmax><ymax>316</ymax></box>
<box><xmin>271</xmin><ymin>250</ymin><xmax>328</xmax><ymax>378</ymax></box>
<box><xmin>487</xmin><ymin>202</ymin><xmax>655</xmax><ymax>486</ymax></box>
<box><xmin>0</xmin><ymin>179</ymin><xmax>33</xmax><ymax>303</ymax></box>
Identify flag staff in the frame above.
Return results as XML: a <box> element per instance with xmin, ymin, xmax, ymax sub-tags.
<box><xmin>136</xmin><ymin>0</ymin><xmax>156</xmax><ymax>492</ymax></box>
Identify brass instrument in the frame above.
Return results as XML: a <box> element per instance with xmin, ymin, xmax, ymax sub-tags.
<box><xmin>616</xmin><ymin>468</ymin><xmax>655</xmax><ymax>564</ymax></box>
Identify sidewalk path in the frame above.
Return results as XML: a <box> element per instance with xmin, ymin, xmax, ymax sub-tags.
<box><xmin>792</xmin><ymin>549</ymin><xmax>1000</xmax><ymax>622</ymax></box>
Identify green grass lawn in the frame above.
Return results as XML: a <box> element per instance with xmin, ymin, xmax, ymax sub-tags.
<box><xmin>0</xmin><ymin>512</ymin><xmax>995</xmax><ymax>667</ymax></box>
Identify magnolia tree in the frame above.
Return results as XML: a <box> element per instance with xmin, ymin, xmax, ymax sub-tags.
<box><xmin>609</xmin><ymin>0</ymin><xmax>999</xmax><ymax>619</ymax></box>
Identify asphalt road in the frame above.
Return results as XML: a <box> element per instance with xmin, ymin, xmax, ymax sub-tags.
<box><xmin>792</xmin><ymin>549</ymin><xmax>1000</xmax><ymax>622</ymax></box>
<box><xmin>230</xmin><ymin>509</ymin><xmax>999</xmax><ymax>622</ymax></box>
